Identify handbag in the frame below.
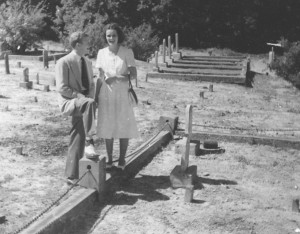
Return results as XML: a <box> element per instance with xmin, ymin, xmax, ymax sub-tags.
<box><xmin>128</xmin><ymin>78</ymin><xmax>138</xmax><ymax>105</ymax></box>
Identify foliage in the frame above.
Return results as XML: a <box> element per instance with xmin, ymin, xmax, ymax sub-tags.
<box><xmin>125</xmin><ymin>23</ymin><xmax>159</xmax><ymax>61</ymax></box>
<box><xmin>271</xmin><ymin>42</ymin><xmax>300</xmax><ymax>86</ymax></box>
<box><xmin>0</xmin><ymin>0</ymin><xmax>48</xmax><ymax>54</ymax></box>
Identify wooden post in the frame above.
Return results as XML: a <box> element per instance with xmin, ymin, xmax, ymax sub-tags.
<box><xmin>184</xmin><ymin>185</ymin><xmax>194</xmax><ymax>203</ymax></box>
<box><xmin>163</xmin><ymin>39</ymin><xmax>166</xmax><ymax>63</ymax></box>
<box><xmin>36</xmin><ymin>73</ymin><xmax>39</xmax><ymax>84</ymax></box>
<box><xmin>43</xmin><ymin>84</ymin><xmax>50</xmax><ymax>92</ymax></box>
<box><xmin>209</xmin><ymin>84</ymin><xmax>213</xmax><ymax>92</ymax></box>
<box><xmin>199</xmin><ymin>91</ymin><xmax>204</xmax><ymax>98</ymax></box>
<box><xmin>5</xmin><ymin>53</ymin><xmax>10</xmax><ymax>74</ymax></box>
<box><xmin>175</xmin><ymin>33</ymin><xmax>179</xmax><ymax>53</ymax></box>
<box><xmin>17</xmin><ymin>61</ymin><xmax>21</xmax><ymax>68</ymax></box>
<box><xmin>43</xmin><ymin>50</ymin><xmax>49</xmax><ymax>69</ymax></box>
<box><xmin>168</xmin><ymin>35</ymin><xmax>171</xmax><ymax>59</ymax></box>
<box><xmin>135</xmin><ymin>75</ymin><xmax>138</xmax><ymax>88</ymax></box>
<box><xmin>53</xmin><ymin>55</ymin><xmax>57</xmax><ymax>64</ymax></box>
<box><xmin>155</xmin><ymin>51</ymin><xmax>159</xmax><ymax>69</ymax></box>
<box><xmin>181</xmin><ymin>105</ymin><xmax>192</xmax><ymax>171</ymax></box>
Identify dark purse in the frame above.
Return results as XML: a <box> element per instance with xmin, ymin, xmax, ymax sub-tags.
<box><xmin>128</xmin><ymin>78</ymin><xmax>138</xmax><ymax>105</ymax></box>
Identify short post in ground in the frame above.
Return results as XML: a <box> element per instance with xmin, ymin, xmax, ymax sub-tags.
<box><xmin>209</xmin><ymin>84</ymin><xmax>213</xmax><ymax>92</ymax></box>
<box><xmin>36</xmin><ymin>73</ymin><xmax>39</xmax><ymax>84</ymax></box>
<box><xmin>5</xmin><ymin>53</ymin><xmax>10</xmax><ymax>74</ymax></box>
<box><xmin>17</xmin><ymin>61</ymin><xmax>21</xmax><ymax>68</ymax></box>
<box><xmin>170</xmin><ymin>105</ymin><xmax>197</xmax><ymax>189</ymax></box>
<box><xmin>175</xmin><ymin>33</ymin><xmax>179</xmax><ymax>53</ymax></box>
<box><xmin>43</xmin><ymin>49</ymin><xmax>49</xmax><ymax>69</ymax></box>
<box><xmin>154</xmin><ymin>51</ymin><xmax>159</xmax><ymax>72</ymax></box>
<box><xmin>268</xmin><ymin>47</ymin><xmax>275</xmax><ymax>68</ymax></box>
<box><xmin>79</xmin><ymin>155</ymin><xmax>106</xmax><ymax>201</ymax></box>
<box><xmin>163</xmin><ymin>39</ymin><xmax>166</xmax><ymax>64</ymax></box>
<box><xmin>168</xmin><ymin>35</ymin><xmax>172</xmax><ymax>59</ymax></box>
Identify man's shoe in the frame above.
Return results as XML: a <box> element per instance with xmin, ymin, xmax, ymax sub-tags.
<box><xmin>106</xmin><ymin>161</ymin><xmax>113</xmax><ymax>169</ymax></box>
<box><xmin>85</xmin><ymin>139</ymin><xmax>99</xmax><ymax>159</ymax></box>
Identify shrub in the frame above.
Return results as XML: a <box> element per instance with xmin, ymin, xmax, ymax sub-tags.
<box><xmin>271</xmin><ymin>41</ymin><xmax>300</xmax><ymax>87</ymax></box>
<box><xmin>125</xmin><ymin>23</ymin><xmax>159</xmax><ymax>61</ymax></box>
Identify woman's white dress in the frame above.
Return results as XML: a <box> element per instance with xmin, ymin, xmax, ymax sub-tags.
<box><xmin>95</xmin><ymin>46</ymin><xmax>139</xmax><ymax>139</ymax></box>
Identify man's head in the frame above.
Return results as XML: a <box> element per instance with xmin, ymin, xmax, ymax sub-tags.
<box><xmin>69</xmin><ymin>31</ymin><xmax>89</xmax><ymax>56</ymax></box>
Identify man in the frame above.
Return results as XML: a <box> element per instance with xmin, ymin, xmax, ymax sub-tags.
<box><xmin>56</xmin><ymin>31</ymin><xmax>98</xmax><ymax>184</ymax></box>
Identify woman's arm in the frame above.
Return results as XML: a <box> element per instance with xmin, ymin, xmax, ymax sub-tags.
<box><xmin>98</xmin><ymin>68</ymin><xmax>105</xmax><ymax>79</ymax></box>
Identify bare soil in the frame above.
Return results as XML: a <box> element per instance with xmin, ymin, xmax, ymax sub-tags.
<box><xmin>0</xmin><ymin>49</ymin><xmax>300</xmax><ymax>234</ymax></box>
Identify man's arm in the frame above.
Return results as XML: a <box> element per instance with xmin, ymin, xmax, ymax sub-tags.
<box><xmin>55</xmin><ymin>59</ymin><xmax>82</xmax><ymax>98</ymax></box>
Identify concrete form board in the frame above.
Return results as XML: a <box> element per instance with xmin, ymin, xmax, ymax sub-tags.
<box><xmin>146</xmin><ymin>72</ymin><xmax>246</xmax><ymax>84</ymax></box>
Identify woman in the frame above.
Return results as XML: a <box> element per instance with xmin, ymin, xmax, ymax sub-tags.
<box><xmin>95</xmin><ymin>23</ymin><xmax>139</xmax><ymax>170</ymax></box>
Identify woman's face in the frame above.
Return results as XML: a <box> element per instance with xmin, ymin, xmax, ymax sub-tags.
<box><xmin>106</xmin><ymin>29</ymin><xmax>118</xmax><ymax>46</ymax></box>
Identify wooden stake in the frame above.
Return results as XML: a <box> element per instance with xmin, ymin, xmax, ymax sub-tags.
<box><xmin>181</xmin><ymin>105</ymin><xmax>193</xmax><ymax>171</ymax></box>
<box><xmin>199</xmin><ymin>91</ymin><xmax>204</xmax><ymax>98</ymax></box>
<box><xmin>36</xmin><ymin>73</ymin><xmax>39</xmax><ymax>84</ymax></box>
<box><xmin>168</xmin><ymin>36</ymin><xmax>171</xmax><ymax>59</ymax></box>
<box><xmin>43</xmin><ymin>50</ymin><xmax>49</xmax><ymax>69</ymax></box>
<box><xmin>5</xmin><ymin>53</ymin><xmax>10</xmax><ymax>74</ymax></box>
<box><xmin>175</xmin><ymin>33</ymin><xmax>179</xmax><ymax>53</ymax></box>
<box><xmin>163</xmin><ymin>39</ymin><xmax>166</xmax><ymax>63</ymax></box>
<box><xmin>155</xmin><ymin>51</ymin><xmax>158</xmax><ymax>68</ymax></box>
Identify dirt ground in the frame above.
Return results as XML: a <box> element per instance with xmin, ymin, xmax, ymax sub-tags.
<box><xmin>0</xmin><ymin>48</ymin><xmax>300</xmax><ymax>234</ymax></box>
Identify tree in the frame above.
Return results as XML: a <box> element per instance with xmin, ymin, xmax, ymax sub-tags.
<box><xmin>0</xmin><ymin>0</ymin><xmax>48</xmax><ymax>54</ymax></box>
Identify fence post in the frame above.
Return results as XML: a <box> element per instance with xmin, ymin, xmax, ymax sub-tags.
<box><xmin>5</xmin><ymin>53</ymin><xmax>10</xmax><ymax>74</ymax></box>
<box><xmin>162</xmin><ymin>39</ymin><xmax>166</xmax><ymax>64</ymax></box>
<box><xmin>175</xmin><ymin>33</ymin><xmax>179</xmax><ymax>53</ymax></box>
<box><xmin>43</xmin><ymin>50</ymin><xmax>49</xmax><ymax>69</ymax></box>
<box><xmin>155</xmin><ymin>51</ymin><xmax>159</xmax><ymax>69</ymax></box>
<box><xmin>168</xmin><ymin>35</ymin><xmax>171</xmax><ymax>59</ymax></box>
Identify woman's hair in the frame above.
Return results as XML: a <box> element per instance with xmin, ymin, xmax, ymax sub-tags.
<box><xmin>102</xmin><ymin>23</ymin><xmax>125</xmax><ymax>44</ymax></box>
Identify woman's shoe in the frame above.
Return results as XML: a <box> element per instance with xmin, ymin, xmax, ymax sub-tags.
<box><xmin>117</xmin><ymin>163</ymin><xmax>126</xmax><ymax>170</ymax></box>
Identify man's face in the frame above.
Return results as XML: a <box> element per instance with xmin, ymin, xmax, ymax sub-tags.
<box><xmin>77</xmin><ymin>37</ymin><xmax>90</xmax><ymax>56</ymax></box>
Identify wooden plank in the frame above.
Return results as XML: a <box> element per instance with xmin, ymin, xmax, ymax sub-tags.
<box><xmin>168</xmin><ymin>63</ymin><xmax>243</xmax><ymax>70</ymax></box>
<box><xmin>146</xmin><ymin>72</ymin><xmax>246</xmax><ymax>84</ymax></box>
<box><xmin>177</xmin><ymin>131</ymin><xmax>300</xmax><ymax>150</ymax></box>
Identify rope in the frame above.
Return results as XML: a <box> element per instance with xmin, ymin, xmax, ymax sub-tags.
<box><xmin>8</xmin><ymin>122</ymin><xmax>175</xmax><ymax>233</ymax></box>
<box><xmin>178</xmin><ymin>121</ymin><xmax>300</xmax><ymax>132</ymax></box>
<box><xmin>8</xmin><ymin>170</ymin><xmax>90</xmax><ymax>234</ymax></box>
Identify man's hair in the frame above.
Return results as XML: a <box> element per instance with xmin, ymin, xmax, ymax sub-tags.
<box><xmin>102</xmin><ymin>23</ymin><xmax>125</xmax><ymax>44</ymax></box>
<box><xmin>69</xmin><ymin>31</ymin><xmax>88</xmax><ymax>49</ymax></box>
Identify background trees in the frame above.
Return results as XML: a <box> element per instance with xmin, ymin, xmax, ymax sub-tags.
<box><xmin>1</xmin><ymin>0</ymin><xmax>300</xmax><ymax>56</ymax></box>
<box><xmin>0</xmin><ymin>0</ymin><xmax>47</xmax><ymax>54</ymax></box>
